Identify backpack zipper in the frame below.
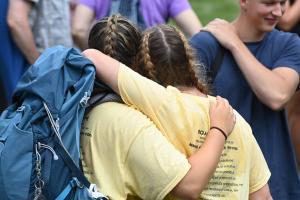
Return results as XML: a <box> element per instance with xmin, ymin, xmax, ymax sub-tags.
<box><xmin>34</xmin><ymin>144</ymin><xmax>44</xmax><ymax>200</ymax></box>
<box><xmin>33</xmin><ymin>142</ymin><xmax>59</xmax><ymax>200</ymax></box>
<box><xmin>37</xmin><ymin>142</ymin><xmax>59</xmax><ymax>160</ymax></box>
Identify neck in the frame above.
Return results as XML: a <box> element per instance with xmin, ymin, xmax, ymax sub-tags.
<box><xmin>233</xmin><ymin>16</ymin><xmax>266</xmax><ymax>42</ymax></box>
<box><xmin>176</xmin><ymin>86</ymin><xmax>206</xmax><ymax>97</ymax></box>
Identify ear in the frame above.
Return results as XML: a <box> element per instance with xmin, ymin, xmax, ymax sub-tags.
<box><xmin>240</xmin><ymin>0</ymin><xmax>249</xmax><ymax>10</ymax></box>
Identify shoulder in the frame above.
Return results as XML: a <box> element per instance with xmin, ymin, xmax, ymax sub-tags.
<box><xmin>189</xmin><ymin>31</ymin><xmax>221</xmax><ymax>67</ymax></box>
<box><xmin>267</xmin><ymin>29</ymin><xmax>300</xmax><ymax>48</ymax></box>
<box><xmin>160</xmin><ymin>0</ymin><xmax>191</xmax><ymax>16</ymax></box>
<box><xmin>267</xmin><ymin>29</ymin><xmax>300</xmax><ymax>73</ymax></box>
<box><xmin>168</xmin><ymin>0</ymin><xmax>191</xmax><ymax>8</ymax></box>
<box><xmin>89</xmin><ymin>102</ymin><xmax>156</xmax><ymax>131</ymax></box>
<box><xmin>159</xmin><ymin>0</ymin><xmax>191</xmax><ymax>7</ymax></box>
<box><xmin>190</xmin><ymin>31</ymin><xmax>219</xmax><ymax>50</ymax></box>
<box><xmin>77</xmin><ymin>0</ymin><xmax>106</xmax><ymax>12</ymax></box>
<box><xmin>119</xmin><ymin>63</ymin><xmax>162</xmax><ymax>90</ymax></box>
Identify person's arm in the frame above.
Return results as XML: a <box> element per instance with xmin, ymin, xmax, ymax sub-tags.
<box><xmin>72</xmin><ymin>4</ymin><xmax>95</xmax><ymax>50</ymax></box>
<box><xmin>249</xmin><ymin>184</ymin><xmax>273</xmax><ymax>200</ymax></box>
<box><xmin>202</xmin><ymin>18</ymin><xmax>299</xmax><ymax>110</ymax></box>
<box><xmin>82</xmin><ymin>49</ymin><xmax>120</xmax><ymax>92</ymax></box>
<box><xmin>278</xmin><ymin>0</ymin><xmax>300</xmax><ymax>31</ymax></box>
<box><xmin>7</xmin><ymin>0</ymin><xmax>40</xmax><ymax>65</ymax></box>
<box><xmin>171</xmin><ymin>96</ymin><xmax>235</xmax><ymax>199</ymax></box>
<box><xmin>286</xmin><ymin>91</ymin><xmax>300</xmax><ymax>172</ymax></box>
<box><xmin>173</xmin><ymin>9</ymin><xmax>202</xmax><ymax>37</ymax></box>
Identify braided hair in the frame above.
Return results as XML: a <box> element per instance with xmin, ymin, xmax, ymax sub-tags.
<box><xmin>137</xmin><ymin>24</ymin><xmax>209</xmax><ymax>94</ymax></box>
<box><xmin>88</xmin><ymin>14</ymin><xmax>141</xmax><ymax>68</ymax></box>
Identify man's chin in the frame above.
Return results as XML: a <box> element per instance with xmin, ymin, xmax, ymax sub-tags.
<box><xmin>262</xmin><ymin>25</ymin><xmax>275</xmax><ymax>33</ymax></box>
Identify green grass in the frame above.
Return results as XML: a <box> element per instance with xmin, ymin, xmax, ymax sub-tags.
<box><xmin>189</xmin><ymin>0</ymin><xmax>239</xmax><ymax>25</ymax></box>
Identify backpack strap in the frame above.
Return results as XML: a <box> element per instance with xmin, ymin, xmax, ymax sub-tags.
<box><xmin>54</xmin><ymin>146</ymin><xmax>108</xmax><ymax>200</ymax></box>
<box><xmin>210</xmin><ymin>45</ymin><xmax>226</xmax><ymax>83</ymax></box>
<box><xmin>43</xmin><ymin>102</ymin><xmax>108</xmax><ymax>200</ymax></box>
<box><xmin>85</xmin><ymin>80</ymin><xmax>123</xmax><ymax>113</ymax></box>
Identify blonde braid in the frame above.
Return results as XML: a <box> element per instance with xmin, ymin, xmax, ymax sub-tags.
<box><xmin>173</xmin><ymin>26</ymin><xmax>208</xmax><ymax>94</ymax></box>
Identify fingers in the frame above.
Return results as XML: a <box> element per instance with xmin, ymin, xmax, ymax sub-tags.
<box><xmin>233</xmin><ymin>112</ymin><xmax>236</xmax><ymax>124</ymax></box>
<box><xmin>219</xmin><ymin>96</ymin><xmax>235</xmax><ymax>122</ymax></box>
<box><xmin>214</xmin><ymin>96</ymin><xmax>236</xmax><ymax>134</ymax></box>
<box><xmin>216</xmin><ymin>95</ymin><xmax>229</xmax><ymax>108</ymax></box>
<box><xmin>202</xmin><ymin>18</ymin><xmax>228</xmax><ymax>30</ymax></box>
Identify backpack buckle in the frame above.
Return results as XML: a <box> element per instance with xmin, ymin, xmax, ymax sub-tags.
<box><xmin>88</xmin><ymin>184</ymin><xmax>109</xmax><ymax>200</ymax></box>
<box><xmin>16</xmin><ymin>106</ymin><xmax>25</xmax><ymax>112</ymax></box>
<box><xmin>80</xmin><ymin>92</ymin><xmax>90</xmax><ymax>107</ymax></box>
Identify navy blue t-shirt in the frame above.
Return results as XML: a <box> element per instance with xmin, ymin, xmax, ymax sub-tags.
<box><xmin>190</xmin><ymin>29</ymin><xmax>300</xmax><ymax>200</ymax></box>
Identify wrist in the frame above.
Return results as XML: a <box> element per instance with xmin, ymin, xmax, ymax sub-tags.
<box><xmin>210</xmin><ymin>126</ymin><xmax>228</xmax><ymax>141</ymax></box>
<box><xmin>229</xmin><ymin>39</ymin><xmax>243</xmax><ymax>53</ymax></box>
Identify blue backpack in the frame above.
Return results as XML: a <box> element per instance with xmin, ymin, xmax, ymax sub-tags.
<box><xmin>0</xmin><ymin>46</ymin><xmax>108</xmax><ymax>200</ymax></box>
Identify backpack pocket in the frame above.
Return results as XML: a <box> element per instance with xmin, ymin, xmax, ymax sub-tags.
<box><xmin>0</xmin><ymin>119</ymin><xmax>10</xmax><ymax>156</ymax></box>
<box><xmin>0</xmin><ymin>107</ymin><xmax>26</xmax><ymax>156</ymax></box>
<box><xmin>0</xmin><ymin>121</ymin><xmax>33</xmax><ymax>200</ymax></box>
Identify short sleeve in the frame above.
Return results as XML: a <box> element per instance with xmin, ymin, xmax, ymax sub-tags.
<box><xmin>248</xmin><ymin>128</ymin><xmax>271</xmax><ymax>193</ymax></box>
<box><xmin>118</xmin><ymin>63</ymin><xmax>170</xmax><ymax>116</ymax></box>
<box><xmin>273</xmin><ymin>33</ymin><xmax>300</xmax><ymax>75</ymax></box>
<box><xmin>78</xmin><ymin>0</ymin><xmax>96</xmax><ymax>10</ymax></box>
<box><xmin>125</xmin><ymin>124</ymin><xmax>190</xmax><ymax>200</ymax></box>
<box><xmin>168</xmin><ymin>0</ymin><xmax>191</xmax><ymax>18</ymax></box>
<box><xmin>189</xmin><ymin>31</ymin><xmax>220</xmax><ymax>70</ymax></box>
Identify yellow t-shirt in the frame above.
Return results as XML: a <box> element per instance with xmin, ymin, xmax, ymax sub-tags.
<box><xmin>118</xmin><ymin>64</ymin><xmax>271</xmax><ymax>200</ymax></box>
<box><xmin>81</xmin><ymin>102</ymin><xmax>190</xmax><ymax>200</ymax></box>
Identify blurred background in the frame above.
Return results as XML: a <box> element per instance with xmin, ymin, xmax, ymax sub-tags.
<box><xmin>190</xmin><ymin>0</ymin><xmax>239</xmax><ymax>25</ymax></box>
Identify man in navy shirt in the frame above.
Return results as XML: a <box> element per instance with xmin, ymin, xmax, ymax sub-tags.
<box><xmin>190</xmin><ymin>0</ymin><xmax>300</xmax><ymax>199</ymax></box>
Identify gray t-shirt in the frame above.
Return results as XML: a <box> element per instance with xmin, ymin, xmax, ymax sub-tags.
<box><xmin>28</xmin><ymin>0</ymin><xmax>73</xmax><ymax>52</ymax></box>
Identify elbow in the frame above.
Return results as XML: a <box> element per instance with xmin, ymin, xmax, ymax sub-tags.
<box><xmin>7</xmin><ymin>15</ymin><xmax>21</xmax><ymax>31</ymax></box>
<box><xmin>71</xmin><ymin>27</ymin><xmax>85</xmax><ymax>40</ymax></box>
<box><xmin>172</xmin><ymin>184</ymin><xmax>203</xmax><ymax>200</ymax></box>
<box><xmin>265</xmin><ymin>94</ymin><xmax>289</xmax><ymax>111</ymax></box>
<box><xmin>184</xmin><ymin>191</ymin><xmax>201</xmax><ymax>200</ymax></box>
<box><xmin>82</xmin><ymin>49</ymin><xmax>93</xmax><ymax>58</ymax></box>
<box><xmin>82</xmin><ymin>49</ymin><xmax>103</xmax><ymax>64</ymax></box>
<box><xmin>72</xmin><ymin>26</ymin><xmax>88</xmax><ymax>44</ymax></box>
<box><xmin>182</xmin><ymin>188</ymin><xmax>201</xmax><ymax>200</ymax></box>
<box><xmin>268</xmin><ymin>102</ymin><xmax>285</xmax><ymax>111</ymax></box>
<box><xmin>173</xmin><ymin>191</ymin><xmax>199</xmax><ymax>200</ymax></box>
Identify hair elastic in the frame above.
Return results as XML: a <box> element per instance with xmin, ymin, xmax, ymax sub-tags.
<box><xmin>210</xmin><ymin>126</ymin><xmax>227</xmax><ymax>141</ymax></box>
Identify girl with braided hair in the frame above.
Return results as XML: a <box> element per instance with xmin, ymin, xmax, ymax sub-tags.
<box><xmin>81</xmin><ymin>15</ymin><xmax>236</xmax><ymax>200</ymax></box>
<box><xmin>133</xmin><ymin>25</ymin><xmax>271</xmax><ymax>199</ymax></box>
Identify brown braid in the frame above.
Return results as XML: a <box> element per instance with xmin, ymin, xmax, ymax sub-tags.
<box><xmin>136</xmin><ymin>24</ymin><xmax>209</xmax><ymax>94</ymax></box>
<box><xmin>137</xmin><ymin>30</ymin><xmax>157</xmax><ymax>81</ymax></box>
<box><xmin>173</xmin><ymin>26</ymin><xmax>208</xmax><ymax>94</ymax></box>
<box><xmin>103</xmin><ymin>15</ymin><xmax>118</xmax><ymax>58</ymax></box>
<box><xmin>88</xmin><ymin>14</ymin><xmax>141</xmax><ymax>67</ymax></box>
